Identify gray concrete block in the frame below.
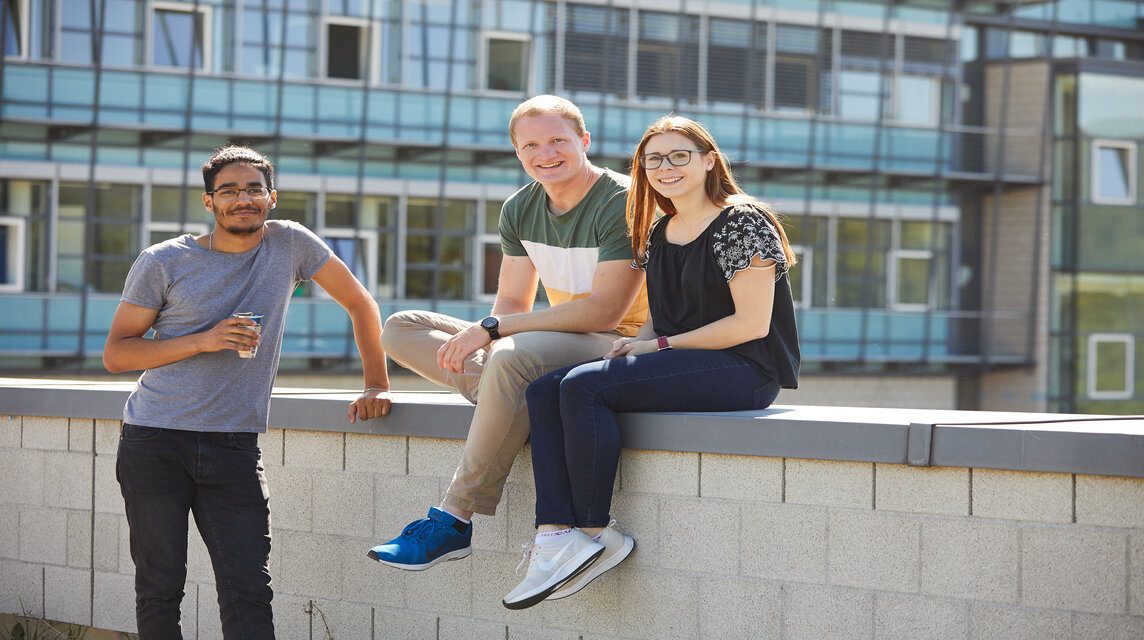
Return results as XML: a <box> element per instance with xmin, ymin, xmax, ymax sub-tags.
<box><xmin>338</xmin><ymin>536</ymin><xmax>406</xmax><ymax>607</ymax></box>
<box><xmin>439</xmin><ymin>616</ymin><xmax>510</xmax><ymax>639</ymax></box>
<box><xmin>699</xmin><ymin>576</ymin><xmax>782</xmax><ymax>639</ymax></box>
<box><xmin>43</xmin><ymin>565</ymin><xmax>91</xmax><ymax>626</ymax></box>
<box><xmin>466</xmin><ymin>551</ymin><xmax>537</xmax><ymax>625</ymax></box>
<box><xmin>259</xmin><ymin>429</ymin><xmax>284</xmax><ymax>467</ymax></box>
<box><xmin>66</xmin><ymin>510</ymin><xmax>90</xmax><ymax>568</ymax></box>
<box><xmin>92</xmin><ymin>513</ymin><xmax>119</xmax><ymax>572</ymax></box>
<box><xmin>0</xmin><ymin>414</ymin><xmax>19</xmax><ymax>447</ymax></box>
<box><xmin>972</xmin><ymin>469</ymin><xmax>1072</xmax><ymax>523</ymax></box>
<box><xmin>506</xmin><ymin>625</ymin><xmax>583</xmax><ymax>640</ymax></box>
<box><xmin>740</xmin><ymin>503</ymin><xmax>828</xmax><ymax>583</ymax></box>
<box><xmin>267</xmin><ymin>592</ymin><xmax>309</xmax><ymax>640</ymax></box>
<box><xmin>0</xmin><ymin>559</ymin><xmax>43</xmax><ymax>617</ymax></box>
<box><xmin>966</xmin><ymin>604</ymin><xmax>1072</xmax><ymax>640</ymax></box>
<box><xmin>876</xmin><ymin>464</ymin><xmax>969</xmax><ymax>515</ymax></box>
<box><xmin>372</xmin><ymin>607</ymin><xmax>438</xmax><ymax>640</ymax></box>
<box><xmin>274</xmin><ymin>532</ymin><xmax>346</xmax><ymax>601</ymax></box>
<box><xmin>372</xmin><ymin>474</ymin><xmax>443</xmax><ymax>540</ymax></box>
<box><xmin>504</xmin><ymin>443</ymin><xmax>535</xmax><ymax>487</ymax></box>
<box><xmin>312</xmin><ymin>471</ymin><xmax>374</xmax><ymax>538</ymax></box>
<box><xmin>874</xmin><ymin>594</ymin><xmax>968</xmax><ymax>640</ymax></box>
<box><xmin>400</xmin><ymin>545</ymin><xmax>473</xmax><ymax>618</ymax></box>
<box><xmin>19</xmin><ymin>507</ymin><xmax>67</xmax><ymax>564</ymax></box>
<box><xmin>94</xmin><ymin>455</ymin><xmax>124</xmax><ymax>516</ymax></box>
<box><xmin>408</xmin><ymin>436</ymin><xmax>465</xmax><ymax>478</ymax></box>
<box><xmin>196</xmin><ymin>582</ymin><xmax>223</xmax><ymax>639</ymax></box>
<box><xmin>118</xmin><ymin>515</ymin><xmax>133</xmax><ymax>577</ymax></box>
<box><xmin>1021</xmin><ymin>526</ymin><xmax>1127</xmax><ymax>614</ymax></box>
<box><xmin>783</xmin><ymin>584</ymin><xmax>875</xmax><ymax>640</ymax></box>
<box><xmin>42</xmin><ymin>451</ymin><xmax>93</xmax><ymax>511</ymax></box>
<box><xmin>0</xmin><ymin>503</ymin><xmax>19</xmax><ymax>560</ymax></box>
<box><xmin>828</xmin><ymin>511</ymin><xmax>920</xmax><ymax>593</ymax></box>
<box><xmin>264</xmin><ymin>466</ymin><xmax>313</xmax><ymax>533</ymax></box>
<box><xmin>786</xmin><ymin>458</ymin><xmax>873</xmax><ymax>509</ymax></box>
<box><xmin>620</xmin><ymin>449</ymin><xmax>699</xmax><ymax>497</ymax></box>
<box><xmin>614</xmin><ymin>567</ymin><xmax>699</xmax><ymax>639</ymax></box>
<box><xmin>609</xmin><ymin>492</ymin><xmax>659</xmax><ymax>569</ymax></box>
<box><xmin>180</xmin><ymin>582</ymin><xmax>199</xmax><ymax>640</ymax></box>
<box><xmin>1070</xmin><ymin>613</ymin><xmax>1144</xmax><ymax>640</ymax></box>
<box><xmin>532</xmin><ymin>551</ymin><xmax>626</xmax><ymax>636</ymax></box>
<box><xmin>297</xmin><ymin>599</ymin><xmax>374</xmax><ymax>640</ymax></box>
<box><xmin>0</xmin><ymin>448</ymin><xmax>44</xmax><ymax>506</ymax></box>
<box><xmin>920</xmin><ymin>519</ymin><xmax>1019</xmax><ymax>603</ymax></box>
<box><xmin>187</xmin><ymin>520</ymin><xmax>215</xmax><ymax>585</ymax></box>
<box><xmin>21</xmin><ymin>416</ymin><xmax>68</xmax><ymax>451</ymax></box>
<box><xmin>284</xmin><ymin>429</ymin><xmax>343</xmax><ymax>470</ymax></box>
<box><xmin>1076</xmin><ymin>475</ymin><xmax>1144</xmax><ymax>528</ymax></box>
<box><xmin>658</xmin><ymin>498</ymin><xmax>739</xmax><ymax>574</ymax></box>
<box><xmin>1131</xmin><ymin>533</ymin><xmax>1144</xmax><ymax>616</ymax></box>
<box><xmin>501</xmin><ymin>479</ymin><xmax>538</xmax><ymax>551</ymax></box>
<box><xmin>94</xmin><ymin>419</ymin><xmax>120</xmax><ymax>455</ymax></box>
<box><xmin>92</xmin><ymin>571</ymin><xmax>137</xmax><ymax>634</ymax></box>
<box><xmin>700</xmin><ymin>452</ymin><xmax>782</xmax><ymax>503</ymax></box>
<box><xmin>345</xmin><ymin>432</ymin><xmax>404</xmax><ymax>473</ymax></box>
<box><xmin>68</xmin><ymin>418</ymin><xmax>93</xmax><ymax>452</ymax></box>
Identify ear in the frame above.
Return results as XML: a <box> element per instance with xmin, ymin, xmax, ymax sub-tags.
<box><xmin>202</xmin><ymin>193</ymin><xmax>213</xmax><ymax>211</ymax></box>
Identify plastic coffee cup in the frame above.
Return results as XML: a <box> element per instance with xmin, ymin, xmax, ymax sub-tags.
<box><xmin>232</xmin><ymin>312</ymin><xmax>264</xmax><ymax>358</ymax></box>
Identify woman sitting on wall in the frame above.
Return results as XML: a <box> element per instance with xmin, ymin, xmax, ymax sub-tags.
<box><xmin>502</xmin><ymin>115</ymin><xmax>802</xmax><ymax>609</ymax></box>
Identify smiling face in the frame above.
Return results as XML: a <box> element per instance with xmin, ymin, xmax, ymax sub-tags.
<box><xmin>642</xmin><ymin>131</ymin><xmax>714</xmax><ymax>203</ymax></box>
<box><xmin>203</xmin><ymin>163</ymin><xmax>277</xmax><ymax>236</ymax></box>
<box><xmin>513</xmin><ymin>112</ymin><xmax>592</xmax><ymax>188</ymax></box>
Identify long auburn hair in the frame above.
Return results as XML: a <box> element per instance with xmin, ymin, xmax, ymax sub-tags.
<box><xmin>627</xmin><ymin>116</ymin><xmax>796</xmax><ymax>269</ymax></box>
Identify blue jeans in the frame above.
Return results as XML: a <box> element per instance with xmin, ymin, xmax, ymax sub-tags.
<box><xmin>527</xmin><ymin>349</ymin><xmax>780</xmax><ymax>529</ymax></box>
<box><xmin>116</xmin><ymin>424</ymin><xmax>274</xmax><ymax>640</ymax></box>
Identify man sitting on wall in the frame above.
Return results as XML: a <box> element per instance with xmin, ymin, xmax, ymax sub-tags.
<box><xmin>104</xmin><ymin>145</ymin><xmax>392</xmax><ymax>639</ymax></box>
<box><xmin>367</xmin><ymin>95</ymin><xmax>647</xmax><ymax>570</ymax></box>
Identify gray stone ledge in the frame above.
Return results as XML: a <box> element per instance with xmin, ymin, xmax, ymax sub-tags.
<box><xmin>2</xmin><ymin>377</ymin><xmax>1143</xmax><ymax>478</ymax></box>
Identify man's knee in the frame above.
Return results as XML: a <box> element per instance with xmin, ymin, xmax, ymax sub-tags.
<box><xmin>380</xmin><ymin>310</ymin><xmax>423</xmax><ymax>353</ymax></box>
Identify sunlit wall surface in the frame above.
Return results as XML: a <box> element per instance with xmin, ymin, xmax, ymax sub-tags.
<box><xmin>0</xmin><ymin>0</ymin><xmax>1141</xmax><ymax>412</ymax></box>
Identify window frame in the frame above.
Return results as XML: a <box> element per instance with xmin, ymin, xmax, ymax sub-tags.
<box><xmin>318</xmin><ymin>227</ymin><xmax>379</xmax><ymax>298</ymax></box>
<box><xmin>322</xmin><ymin>15</ymin><xmax>378</xmax><ymax>83</ymax></box>
<box><xmin>150</xmin><ymin>1</ymin><xmax>213</xmax><ymax>71</ymax></box>
<box><xmin>0</xmin><ymin>215</ymin><xmax>26</xmax><ymax>292</ymax></box>
<box><xmin>2</xmin><ymin>0</ymin><xmax>28</xmax><ymax>59</ymax></box>
<box><xmin>888</xmin><ymin>248</ymin><xmax>935</xmax><ymax>311</ymax></box>
<box><xmin>147</xmin><ymin>221</ymin><xmax>208</xmax><ymax>248</ymax></box>
<box><xmin>1090</xmin><ymin>139</ymin><xmax>1137</xmax><ymax>206</ymax></box>
<box><xmin>788</xmin><ymin>244</ymin><xmax>812</xmax><ymax>309</ymax></box>
<box><xmin>1086</xmin><ymin>333</ymin><xmax>1135</xmax><ymax>400</ymax></box>
<box><xmin>482</xmin><ymin>30</ymin><xmax>531</xmax><ymax>94</ymax></box>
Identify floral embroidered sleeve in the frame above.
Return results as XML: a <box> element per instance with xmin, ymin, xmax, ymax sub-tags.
<box><xmin>711</xmin><ymin>207</ymin><xmax>789</xmax><ymax>282</ymax></box>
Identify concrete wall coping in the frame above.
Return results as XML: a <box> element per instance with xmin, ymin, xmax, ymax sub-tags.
<box><xmin>3</xmin><ymin>377</ymin><xmax>1143</xmax><ymax>478</ymax></box>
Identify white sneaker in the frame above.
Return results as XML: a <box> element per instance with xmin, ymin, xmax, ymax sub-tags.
<box><xmin>502</xmin><ymin>529</ymin><xmax>604</xmax><ymax>610</ymax></box>
<box><xmin>547</xmin><ymin>523</ymin><xmax>635</xmax><ymax>601</ymax></box>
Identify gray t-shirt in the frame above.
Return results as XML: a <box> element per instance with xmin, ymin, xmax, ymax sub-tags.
<box><xmin>120</xmin><ymin>219</ymin><xmax>333</xmax><ymax>433</ymax></box>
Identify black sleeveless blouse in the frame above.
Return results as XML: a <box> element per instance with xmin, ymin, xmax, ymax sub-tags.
<box><xmin>639</xmin><ymin>203</ymin><xmax>800</xmax><ymax>389</ymax></box>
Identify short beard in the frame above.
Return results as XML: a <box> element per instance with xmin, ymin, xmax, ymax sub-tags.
<box><xmin>222</xmin><ymin>221</ymin><xmax>264</xmax><ymax>235</ymax></box>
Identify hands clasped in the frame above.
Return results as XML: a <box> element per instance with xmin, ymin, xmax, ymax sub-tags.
<box><xmin>603</xmin><ymin>337</ymin><xmax>658</xmax><ymax>359</ymax></box>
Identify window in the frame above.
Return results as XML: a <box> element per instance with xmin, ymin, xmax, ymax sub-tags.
<box><xmin>404</xmin><ymin>198</ymin><xmax>475</xmax><ymax>300</ymax></box>
<box><xmin>0</xmin><ymin>217</ymin><xmax>25</xmax><ymax>292</ymax></box>
<box><xmin>636</xmin><ymin>11</ymin><xmax>699</xmax><ymax>102</ymax></box>
<box><xmin>324</xmin><ymin>194</ymin><xmax>396</xmax><ymax>298</ymax></box>
<box><xmin>897</xmin><ymin>75</ymin><xmax>939</xmax><ymax>125</ymax></box>
<box><xmin>835</xmin><ymin>218</ymin><xmax>889</xmax><ymax>308</ymax></box>
<box><xmin>152</xmin><ymin>2</ymin><xmax>210</xmax><ymax>70</ymax></box>
<box><xmin>241</xmin><ymin>4</ymin><xmax>317</xmax><ymax>79</ymax></box>
<box><xmin>1091</xmin><ymin>140</ymin><xmax>1136</xmax><ymax>205</ymax></box>
<box><xmin>57</xmin><ymin>183</ymin><xmax>142</xmax><ymax>293</ymax></box>
<box><xmin>480</xmin><ymin>201</ymin><xmax>502</xmax><ymax>299</ymax></box>
<box><xmin>486</xmin><ymin>33</ymin><xmax>529</xmax><ymax>92</ymax></box>
<box><xmin>60</xmin><ymin>0</ymin><xmax>144</xmax><ymax>66</ymax></box>
<box><xmin>889</xmin><ymin>250</ymin><xmax>932</xmax><ymax>310</ymax></box>
<box><xmin>322</xmin><ymin>230</ymin><xmax>378</xmax><ymax>295</ymax></box>
<box><xmin>1086</xmin><ymin>333</ymin><xmax>1134</xmax><ymax>400</ymax></box>
<box><xmin>788</xmin><ymin>245</ymin><xmax>811</xmax><ymax>308</ymax></box>
<box><xmin>2</xmin><ymin>0</ymin><xmax>24</xmax><ymax>57</ymax></box>
<box><xmin>773</xmin><ymin>24</ymin><xmax>827</xmax><ymax>113</ymax></box>
<box><xmin>707</xmin><ymin>18</ymin><xmax>765</xmax><ymax>106</ymax></box>
<box><xmin>562</xmin><ymin>4</ymin><xmax>628</xmax><ymax>96</ymax></box>
<box><xmin>326</xmin><ymin>18</ymin><xmax>371</xmax><ymax>80</ymax></box>
<box><xmin>149</xmin><ymin>186</ymin><xmax>208</xmax><ymax>246</ymax></box>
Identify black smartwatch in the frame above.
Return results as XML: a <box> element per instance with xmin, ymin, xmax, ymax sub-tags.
<box><xmin>480</xmin><ymin>316</ymin><xmax>501</xmax><ymax>340</ymax></box>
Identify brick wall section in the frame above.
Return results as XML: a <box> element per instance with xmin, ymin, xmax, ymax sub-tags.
<box><xmin>4</xmin><ymin>416</ymin><xmax>1144</xmax><ymax>639</ymax></box>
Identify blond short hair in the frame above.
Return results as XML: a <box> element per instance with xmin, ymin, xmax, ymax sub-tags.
<box><xmin>508</xmin><ymin>95</ymin><xmax>587</xmax><ymax>147</ymax></box>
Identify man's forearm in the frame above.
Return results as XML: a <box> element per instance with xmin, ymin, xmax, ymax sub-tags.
<box><xmin>498</xmin><ymin>294</ymin><xmax>622</xmax><ymax>337</ymax></box>
<box><xmin>348</xmin><ymin>303</ymin><xmax>390</xmax><ymax>390</ymax></box>
<box><xmin>104</xmin><ymin>334</ymin><xmax>205</xmax><ymax>373</ymax></box>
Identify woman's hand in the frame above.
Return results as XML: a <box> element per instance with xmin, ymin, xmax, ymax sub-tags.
<box><xmin>604</xmin><ymin>337</ymin><xmax>659</xmax><ymax>359</ymax></box>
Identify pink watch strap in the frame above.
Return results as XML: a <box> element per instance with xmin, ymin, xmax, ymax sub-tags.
<box><xmin>657</xmin><ymin>336</ymin><xmax>672</xmax><ymax>351</ymax></box>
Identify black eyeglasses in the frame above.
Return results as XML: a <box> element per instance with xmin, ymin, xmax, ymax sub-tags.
<box><xmin>206</xmin><ymin>186</ymin><xmax>271</xmax><ymax>200</ymax></box>
<box><xmin>640</xmin><ymin>149</ymin><xmax>707</xmax><ymax>169</ymax></box>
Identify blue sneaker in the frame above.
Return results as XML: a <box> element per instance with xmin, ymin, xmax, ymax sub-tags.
<box><xmin>367</xmin><ymin>507</ymin><xmax>472</xmax><ymax>570</ymax></box>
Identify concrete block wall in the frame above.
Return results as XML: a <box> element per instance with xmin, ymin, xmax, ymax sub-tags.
<box><xmin>4</xmin><ymin>415</ymin><xmax>1144</xmax><ymax>639</ymax></box>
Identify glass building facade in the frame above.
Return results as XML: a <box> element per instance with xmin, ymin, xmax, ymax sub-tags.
<box><xmin>0</xmin><ymin>0</ymin><xmax>1140</xmax><ymax>412</ymax></box>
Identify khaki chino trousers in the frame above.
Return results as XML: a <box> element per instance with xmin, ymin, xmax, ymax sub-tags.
<box><xmin>381</xmin><ymin>310</ymin><xmax>621</xmax><ymax>515</ymax></box>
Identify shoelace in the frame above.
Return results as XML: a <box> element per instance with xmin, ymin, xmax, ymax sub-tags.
<box><xmin>514</xmin><ymin>542</ymin><xmax>536</xmax><ymax>576</ymax></box>
<box><xmin>400</xmin><ymin>518</ymin><xmax>438</xmax><ymax>542</ymax></box>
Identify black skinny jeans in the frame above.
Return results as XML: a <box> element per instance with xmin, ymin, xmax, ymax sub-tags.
<box><xmin>116</xmin><ymin>424</ymin><xmax>274</xmax><ymax>640</ymax></box>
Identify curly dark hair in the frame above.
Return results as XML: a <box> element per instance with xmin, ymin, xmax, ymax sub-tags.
<box><xmin>201</xmin><ymin>145</ymin><xmax>275</xmax><ymax>193</ymax></box>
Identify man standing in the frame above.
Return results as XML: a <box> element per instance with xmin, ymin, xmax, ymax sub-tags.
<box><xmin>104</xmin><ymin>146</ymin><xmax>391</xmax><ymax>639</ymax></box>
<box><xmin>367</xmin><ymin>95</ymin><xmax>646</xmax><ymax>574</ymax></box>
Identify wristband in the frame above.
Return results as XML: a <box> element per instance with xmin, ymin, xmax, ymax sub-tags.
<box><xmin>657</xmin><ymin>336</ymin><xmax>673</xmax><ymax>351</ymax></box>
<box><xmin>365</xmin><ymin>387</ymin><xmax>388</xmax><ymax>393</ymax></box>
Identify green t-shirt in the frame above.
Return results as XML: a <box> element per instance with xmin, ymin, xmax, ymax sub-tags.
<box><xmin>499</xmin><ymin>168</ymin><xmax>647</xmax><ymax>335</ymax></box>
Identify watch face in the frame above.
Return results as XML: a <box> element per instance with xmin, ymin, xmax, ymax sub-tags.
<box><xmin>482</xmin><ymin>317</ymin><xmax>498</xmax><ymax>330</ymax></box>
